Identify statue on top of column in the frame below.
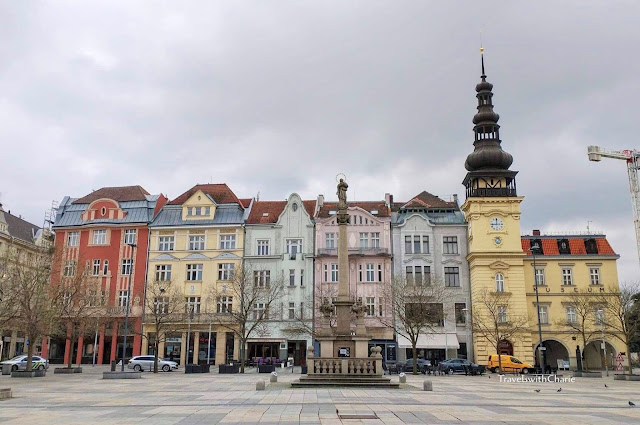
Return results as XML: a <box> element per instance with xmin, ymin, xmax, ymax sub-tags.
<box><xmin>337</xmin><ymin>178</ymin><xmax>348</xmax><ymax>211</ymax></box>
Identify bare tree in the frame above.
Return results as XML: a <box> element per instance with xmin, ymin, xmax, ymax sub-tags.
<box><xmin>206</xmin><ymin>265</ymin><xmax>284</xmax><ymax>373</ymax></box>
<box><xmin>0</xmin><ymin>244</ymin><xmax>59</xmax><ymax>372</ymax></box>
<box><xmin>378</xmin><ymin>275</ymin><xmax>447</xmax><ymax>375</ymax></box>
<box><xmin>471</xmin><ymin>288</ymin><xmax>530</xmax><ymax>373</ymax></box>
<box><xmin>596</xmin><ymin>283</ymin><xmax>640</xmax><ymax>373</ymax></box>
<box><xmin>142</xmin><ymin>278</ymin><xmax>184</xmax><ymax>373</ymax></box>
<box><xmin>554</xmin><ymin>289</ymin><xmax>601</xmax><ymax>364</ymax></box>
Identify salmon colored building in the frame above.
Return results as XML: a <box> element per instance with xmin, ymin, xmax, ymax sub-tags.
<box><xmin>50</xmin><ymin>186</ymin><xmax>167</xmax><ymax>365</ymax></box>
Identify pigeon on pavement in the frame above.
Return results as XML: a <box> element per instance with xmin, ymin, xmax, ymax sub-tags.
<box><xmin>630</xmin><ymin>401</ymin><xmax>636</xmax><ymax>407</ymax></box>
<box><xmin>534</xmin><ymin>389</ymin><xmax>540</xmax><ymax>393</ymax></box>
<box><xmin>557</xmin><ymin>388</ymin><xmax>562</xmax><ymax>392</ymax></box>
<box><xmin>604</xmin><ymin>384</ymin><xmax>608</xmax><ymax>388</ymax></box>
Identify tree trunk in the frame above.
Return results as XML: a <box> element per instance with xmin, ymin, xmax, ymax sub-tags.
<box><xmin>412</xmin><ymin>343</ymin><xmax>418</xmax><ymax>375</ymax></box>
<box><xmin>154</xmin><ymin>339</ymin><xmax>159</xmax><ymax>373</ymax></box>
<box><xmin>626</xmin><ymin>341</ymin><xmax>632</xmax><ymax>374</ymax></box>
<box><xmin>26</xmin><ymin>334</ymin><xmax>33</xmax><ymax>372</ymax></box>
<box><xmin>240</xmin><ymin>338</ymin><xmax>245</xmax><ymax>373</ymax></box>
<box><xmin>67</xmin><ymin>335</ymin><xmax>75</xmax><ymax>369</ymax></box>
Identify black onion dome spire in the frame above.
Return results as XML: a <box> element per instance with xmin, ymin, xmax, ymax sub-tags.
<box><xmin>464</xmin><ymin>52</ymin><xmax>513</xmax><ymax>172</ymax></box>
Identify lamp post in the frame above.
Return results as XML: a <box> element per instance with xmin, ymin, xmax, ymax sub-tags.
<box><xmin>530</xmin><ymin>243</ymin><xmax>545</xmax><ymax>374</ymax></box>
<box><xmin>186</xmin><ymin>305</ymin><xmax>195</xmax><ymax>365</ymax></box>
<box><xmin>121</xmin><ymin>243</ymin><xmax>136</xmax><ymax>372</ymax></box>
<box><xmin>598</xmin><ymin>308</ymin><xmax>609</xmax><ymax>377</ymax></box>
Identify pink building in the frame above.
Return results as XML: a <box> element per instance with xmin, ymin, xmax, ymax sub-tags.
<box><xmin>314</xmin><ymin>195</ymin><xmax>396</xmax><ymax>363</ymax></box>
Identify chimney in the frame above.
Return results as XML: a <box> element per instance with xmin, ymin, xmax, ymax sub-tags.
<box><xmin>385</xmin><ymin>193</ymin><xmax>393</xmax><ymax>207</ymax></box>
<box><xmin>317</xmin><ymin>194</ymin><xmax>324</xmax><ymax>209</ymax></box>
<box><xmin>533</xmin><ymin>229</ymin><xmax>541</xmax><ymax>236</ymax></box>
<box><xmin>453</xmin><ymin>194</ymin><xmax>459</xmax><ymax>205</ymax></box>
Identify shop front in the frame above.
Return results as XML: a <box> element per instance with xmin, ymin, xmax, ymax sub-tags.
<box><xmin>397</xmin><ymin>333</ymin><xmax>460</xmax><ymax>368</ymax></box>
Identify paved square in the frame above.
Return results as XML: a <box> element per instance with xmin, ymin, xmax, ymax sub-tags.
<box><xmin>1</xmin><ymin>366</ymin><xmax>639</xmax><ymax>424</ymax></box>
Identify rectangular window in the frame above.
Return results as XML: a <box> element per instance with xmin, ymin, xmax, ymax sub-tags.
<box><xmin>414</xmin><ymin>266</ymin><xmax>423</xmax><ymax>285</ymax></box>
<box><xmin>121</xmin><ymin>259</ymin><xmax>133</xmax><ymax>275</ymax></box>
<box><xmin>562</xmin><ymin>268</ymin><xmax>573</xmax><ymax>286</ymax></box>
<box><xmin>325</xmin><ymin>233</ymin><xmax>335</xmax><ymax>249</ymax></box>
<box><xmin>566</xmin><ymin>306</ymin><xmax>577</xmax><ymax>324</ymax></box>
<box><xmin>422</xmin><ymin>236</ymin><xmax>429</xmax><ymax>254</ymax></box>
<box><xmin>406</xmin><ymin>266</ymin><xmax>414</xmax><ymax>285</ymax></box>
<box><xmin>216</xmin><ymin>296</ymin><xmax>233</xmax><ymax>313</ymax></box>
<box><xmin>124</xmin><ymin>229</ymin><xmax>137</xmax><ymax>245</ymax></box>
<box><xmin>539</xmin><ymin>306</ymin><xmax>549</xmax><ymax>324</ymax></box>
<box><xmin>378</xmin><ymin>297</ymin><xmax>383</xmax><ymax>317</ymax></box>
<box><xmin>253</xmin><ymin>302</ymin><xmax>267</xmax><ymax>320</ymax></box>
<box><xmin>535</xmin><ymin>268</ymin><xmax>545</xmax><ymax>286</ymax></box>
<box><xmin>186</xmin><ymin>264</ymin><xmax>203</xmax><ymax>281</ymax></box>
<box><xmin>289</xmin><ymin>269</ymin><xmax>295</xmax><ymax>286</ymax></box>
<box><xmin>92</xmin><ymin>229</ymin><xmax>107</xmax><ymax>245</ymax></box>
<box><xmin>365</xmin><ymin>297</ymin><xmax>375</xmax><ymax>316</ymax></box>
<box><xmin>254</xmin><ymin>270</ymin><xmax>271</xmax><ymax>287</ymax></box>
<box><xmin>413</xmin><ymin>235</ymin><xmax>421</xmax><ymax>254</ymax></box>
<box><xmin>218</xmin><ymin>263</ymin><xmax>234</xmax><ymax>280</ymax></box>
<box><xmin>366</xmin><ymin>264</ymin><xmax>375</xmax><ymax>282</ymax></box>
<box><xmin>67</xmin><ymin>231</ymin><xmax>79</xmax><ymax>247</ymax></box>
<box><xmin>378</xmin><ymin>264</ymin><xmax>383</xmax><ymax>282</ymax></box>
<box><xmin>371</xmin><ymin>232</ymin><xmax>380</xmax><ymax>248</ymax></box>
<box><xmin>359</xmin><ymin>233</ymin><xmax>369</xmax><ymax>248</ymax></box>
<box><xmin>405</xmin><ymin>236</ymin><xmax>412</xmax><ymax>254</ymax></box>
<box><xmin>158</xmin><ymin>236</ymin><xmax>174</xmax><ymax>251</ymax></box>
<box><xmin>185</xmin><ymin>296</ymin><xmax>201</xmax><ymax>314</ymax></box>
<box><xmin>220</xmin><ymin>235</ymin><xmax>236</xmax><ymax>249</ymax></box>
<box><xmin>330</xmin><ymin>264</ymin><xmax>338</xmax><ymax>282</ymax></box>
<box><xmin>286</xmin><ymin>239</ymin><xmax>302</xmax><ymax>255</ymax></box>
<box><xmin>443</xmin><ymin>236</ymin><xmax>458</xmax><ymax>254</ymax></box>
<box><xmin>594</xmin><ymin>308</ymin><xmax>605</xmax><ymax>325</ymax></box>
<box><xmin>300</xmin><ymin>302</ymin><xmax>305</xmax><ymax>319</ymax></box>
<box><xmin>257</xmin><ymin>240</ymin><xmax>270</xmax><ymax>256</ymax></box>
<box><xmin>455</xmin><ymin>303</ymin><xmax>466</xmax><ymax>324</ymax></box>
<box><xmin>118</xmin><ymin>290</ymin><xmax>129</xmax><ymax>307</ymax></box>
<box><xmin>444</xmin><ymin>267</ymin><xmax>460</xmax><ymax>287</ymax></box>
<box><xmin>498</xmin><ymin>305</ymin><xmax>508</xmax><ymax>323</ymax></box>
<box><xmin>103</xmin><ymin>260</ymin><xmax>109</xmax><ymax>275</ymax></box>
<box><xmin>358</xmin><ymin>264</ymin><xmax>363</xmax><ymax>282</ymax></box>
<box><xmin>288</xmin><ymin>302</ymin><xmax>295</xmax><ymax>320</ymax></box>
<box><xmin>154</xmin><ymin>297</ymin><xmax>169</xmax><ymax>314</ymax></box>
<box><xmin>92</xmin><ymin>259</ymin><xmax>101</xmax><ymax>276</ymax></box>
<box><xmin>424</xmin><ymin>266</ymin><xmax>431</xmax><ymax>284</ymax></box>
<box><xmin>323</xmin><ymin>264</ymin><xmax>328</xmax><ymax>282</ymax></box>
<box><xmin>590</xmin><ymin>268</ymin><xmax>601</xmax><ymax>285</ymax></box>
<box><xmin>63</xmin><ymin>260</ymin><xmax>76</xmax><ymax>277</ymax></box>
<box><xmin>155</xmin><ymin>264</ymin><xmax>172</xmax><ymax>281</ymax></box>
<box><xmin>300</xmin><ymin>269</ymin><xmax>304</xmax><ymax>286</ymax></box>
<box><xmin>189</xmin><ymin>235</ymin><xmax>205</xmax><ymax>251</ymax></box>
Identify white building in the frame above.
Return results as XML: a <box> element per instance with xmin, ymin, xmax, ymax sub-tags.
<box><xmin>243</xmin><ymin>194</ymin><xmax>316</xmax><ymax>365</ymax></box>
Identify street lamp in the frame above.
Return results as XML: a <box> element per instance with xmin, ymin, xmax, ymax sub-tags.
<box><xmin>121</xmin><ymin>243</ymin><xmax>136</xmax><ymax>372</ymax></box>
<box><xmin>186</xmin><ymin>305</ymin><xmax>195</xmax><ymax>365</ymax></box>
<box><xmin>530</xmin><ymin>243</ymin><xmax>545</xmax><ymax>374</ymax></box>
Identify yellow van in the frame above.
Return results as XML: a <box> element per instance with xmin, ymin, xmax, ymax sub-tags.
<box><xmin>487</xmin><ymin>354</ymin><xmax>533</xmax><ymax>374</ymax></box>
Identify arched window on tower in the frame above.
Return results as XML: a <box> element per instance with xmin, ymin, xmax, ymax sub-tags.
<box><xmin>495</xmin><ymin>273</ymin><xmax>505</xmax><ymax>292</ymax></box>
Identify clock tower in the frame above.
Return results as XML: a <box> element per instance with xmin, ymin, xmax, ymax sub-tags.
<box><xmin>461</xmin><ymin>52</ymin><xmax>533</xmax><ymax>365</ymax></box>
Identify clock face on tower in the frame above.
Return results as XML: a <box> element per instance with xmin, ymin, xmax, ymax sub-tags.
<box><xmin>490</xmin><ymin>217</ymin><xmax>504</xmax><ymax>231</ymax></box>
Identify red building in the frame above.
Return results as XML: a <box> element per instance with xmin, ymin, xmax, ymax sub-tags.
<box><xmin>50</xmin><ymin>186</ymin><xmax>167</xmax><ymax>365</ymax></box>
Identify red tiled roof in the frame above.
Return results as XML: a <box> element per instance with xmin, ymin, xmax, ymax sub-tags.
<box><xmin>541</xmin><ymin>239</ymin><xmax>559</xmax><ymax>255</ymax></box>
<box><xmin>247</xmin><ymin>200</ymin><xmax>317</xmax><ymax>224</ymax></box>
<box><xmin>521</xmin><ymin>239</ymin><xmax>530</xmax><ymax>253</ymax></box>
<box><xmin>402</xmin><ymin>191</ymin><xmax>456</xmax><ymax>209</ymax></box>
<box><xmin>73</xmin><ymin>186</ymin><xmax>150</xmax><ymax>204</ymax></box>
<box><xmin>568</xmin><ymin>239</ymin><xmax>587</xmax><ymax>255</ymax></box>
<box><xmin>317</xmin><ymin>201</ymin><xmax>390</xmax><ymax>218</ymax></box>
<box><xmin>595</xmin><ymin>238</ymin><xmax>616</xmax><ymax>255</ymax></box>
<box><xmin>239</xmin><ymin>198</ymin><xmax>252</xmax><ymax>208</ymax></box>
<box><xmin>169</xmin><ymin>184</ymin><xmax>242</xmax><ymax>206</ymax></box>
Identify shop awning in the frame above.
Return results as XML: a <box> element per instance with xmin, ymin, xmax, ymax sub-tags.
<box><xmin>397</xmin><ymin>333</ymin><xmax>460</xmax><ymax>349</ymax></box>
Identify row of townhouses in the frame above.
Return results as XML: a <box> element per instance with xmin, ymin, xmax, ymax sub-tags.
<box><xmin>1</xmin><ymin>59</ymin><xmax>625</xmax><ymax>371</ymax></box>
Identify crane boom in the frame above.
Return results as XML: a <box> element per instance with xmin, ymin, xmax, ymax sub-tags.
<box><xmin>588</xmin><ymin>145</ymin><xmax>640</xmax><ymax>267</ymax></box>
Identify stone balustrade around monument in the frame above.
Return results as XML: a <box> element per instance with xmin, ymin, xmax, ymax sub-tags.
<box><xmin>308</xmin><ymin>357</ymin><xmax>383</xmax><ymax>376</ymax></box>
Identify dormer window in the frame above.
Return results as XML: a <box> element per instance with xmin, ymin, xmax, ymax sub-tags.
<box><xmin>187</xmin><ymin>206</ymin><xmax>211</xmax><ymax>217</ymax></box>
<box><xmin>101</xmin><ymin>207</ymin><xmax>106</xmax><ymax>216</ymax></box>
<box><xmin>262</xmin><ymin>213</ymin><xmax>269</xmax><ymax>217</ymax></box>
<box><xmin>371</xmin><ymin>209</ymin><xmax>378</xmax><ymax>215</ymax></box>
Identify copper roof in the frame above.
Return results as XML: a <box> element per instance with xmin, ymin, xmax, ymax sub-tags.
<box><xmin>73</xmin><ymin>185</ymin><xmax>150</xmax><ymax>204</ymax></box>
<box><xmin>317</xmin><ymin>201</ymin><xmax>390</xmax><ymax>218</ymax></box>
<box><xmin>169</xmin><ymin>184</ymin><xmax>242</xmax><ymax>206</ymax></box>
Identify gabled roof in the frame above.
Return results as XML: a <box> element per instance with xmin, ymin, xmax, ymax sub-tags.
<box><xmin>317</xmin><ymin>201</ymin><xmax>390</xmax><ymax>218</ymax></box>
<box><xmin>247</xmin><ymin>200</ymin><xmax>316</xmax><ymax>224</ymax></box>
<box><xmin>169</xmin><ymin>184</ymin><xmax>242</xmax><ymax>206</ymax></box>
<box><xmin>1</xmin><ymin>209</ymin><xmax>40</xmax><ymax>244</ymax></box>
<box><xmin>400</xmin><ymin>191</ymin><xmax>457</xmax><ymax>209</ymax></box>
<box><xmin>73</xmin><ymin>186</ymin><xmax>150</xmax><ymax>204</ymax></box>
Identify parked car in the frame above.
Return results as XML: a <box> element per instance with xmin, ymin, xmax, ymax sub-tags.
<box><xmin>487</xmin><ymin>354</ymin><xmax>533</xmax><ymax>374</ymax></box>
<box><xmin>403</xmin><ymin>358</ymin><xmax>432</xmax><ymax>374</ymax></box>
<box><xmin>127</xmin><ymin>356</ymin><xmax>178</xmax><ymax>372</ymax></box>
<box><xmin>439</xmin><ymin>358</ymin><xmax>485</xmax><ymax>375</ymax></box>
<box><xmin>0</xmin><ymin>355</ymin><xmax>49</xmax><ymax>371</ymax></box>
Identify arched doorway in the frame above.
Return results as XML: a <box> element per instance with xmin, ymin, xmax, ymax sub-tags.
<box><xmin>498</xmin><ymin>340</ymin><xmax>513</xmax><ymax>356</ymax></box>
<box><xmin>534</xmin><ymin>340</ymin><xmax>570</xmax><ymax>372</ymax></box>
<box><xmin>583</xmin><ymin>340</ymin><xmax>616</xmax><ymax>371</ymax></box>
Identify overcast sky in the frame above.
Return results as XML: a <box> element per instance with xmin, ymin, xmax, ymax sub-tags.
<box><xmin>1</xmin><ymin>1</ymin><xmax>639</xmax><ymax>282</ymax></box>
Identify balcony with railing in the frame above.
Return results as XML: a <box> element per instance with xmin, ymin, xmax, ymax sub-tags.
<box><xmin>317</xmin><ymin>247</ymin><xmax>389</xmax><ymax>257</ymax></box>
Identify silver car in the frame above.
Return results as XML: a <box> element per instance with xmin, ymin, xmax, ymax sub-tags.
<box><xmin>1</xmin><ymin>355</ymin><xmax>49</xmax><ymax>371</ymax></box>
<box><xmin>127</xmin><ymin>355</ymin><xmax>178</xmax><ymax>372</ymax></box>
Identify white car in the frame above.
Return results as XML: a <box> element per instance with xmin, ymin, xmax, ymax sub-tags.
<box><xmin>127</xmin><ymin>356</ymin><xmax>178</xmax><ymax>372</ymax></box>
<box><xmin>1</xmin><ymin>355</ymin><xmax>49</xmax><ymax>371</ymax></box>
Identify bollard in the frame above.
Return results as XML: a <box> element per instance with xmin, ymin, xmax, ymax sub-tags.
<box><xmin>423</xmin><ymin>380</ymin><xmax>433</xmax><ymax>391</ymax></box>
<box><xmin>256</xmin><ymin>380</ymin><xmax>265</xmax><ymax>390</ymax></box>
<box><xmin>110</xmin><ymin>361</ymin><xmax>116</xmax><ymax>372</ymax></box>
<box><xmin>270</xmin><ymin>372</ymin><xmax>278</xmax><ymax>383</ymax></box>
<box><xmin>399</xmin><ymin>373</ymin><xmax>406</xmax><ymax>384</ymax></box>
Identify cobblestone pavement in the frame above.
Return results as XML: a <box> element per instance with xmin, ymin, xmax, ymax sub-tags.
<box><xmin>0</xmin><ymin>366</ymin><xmax>639</xmax><ymax>424</ymax></box>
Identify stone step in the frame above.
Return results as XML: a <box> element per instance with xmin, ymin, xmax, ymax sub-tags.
<box><xmin>291</xmin><ymin>380</ymin><xmax>400</xmax><ymax>388</ymax></box>
<box><xmin>298</xmin><ymin>377</ymin><xmax>393</xmax><ymax>383</ymax></box>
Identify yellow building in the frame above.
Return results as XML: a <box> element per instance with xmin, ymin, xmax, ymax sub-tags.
<box><xmin>141</xmin><ymin>184</ymin><xmax>251</xmax><ymax>366</ymax></box>
<box><xmin>461</xmin><ymin>57</ymin><xmax>534</xmax><ymax>366</ymax></box>
<box><xmin>522</xmin><ymin>232</ymin><xmax>623</xmax><ymax>371</ymax></box>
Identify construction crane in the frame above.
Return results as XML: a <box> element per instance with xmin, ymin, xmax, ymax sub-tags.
<box><xmin>587</xmin><ymin>145</ymin><xmax>640</xmax><ymax>265</ymax></box>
